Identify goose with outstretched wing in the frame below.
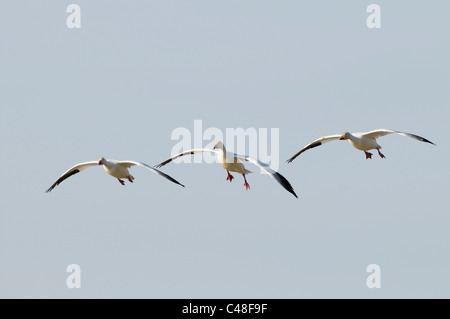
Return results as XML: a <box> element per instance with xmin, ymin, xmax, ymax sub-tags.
<box><xmin>287</xmin><ymin>129</ymin><xmax>435</xmax><ymax>162</ymax></box>
<box><xmin>156</xmin><ymin>141</ymin><xmax>298</xmax><ymax>198</ymax></box>
<box><xmin>46</xmin><ymin>157</ymin><xmax>184</xmax><ymax>193</ymax></box>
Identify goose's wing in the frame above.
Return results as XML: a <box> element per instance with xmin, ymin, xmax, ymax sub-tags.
<box><xmin>287</xmin><ymin>134</ymin><xmax>342</xmax><ymax>163</ymax></box>
<box><xmin>235</xmin><ymin>154</ymin><xmax>298</xmax><ymax>198</ymax></box>
<box><xmin>363</xmin><ymin>129</ymin><xmax>436</xmax><ymax>145</ymax></box>
<box><xmin>155</xmin><ymin>149</ymin><xmax>217</xmax><ymax>168</ymax></box>
<box><xmin>45</xmin><ymin>161</ymin><xmax>98</xmax><ymax>193</ymax></box>
<box><xmin>119</xmin><ymin>161</ymin><xmax>185</xmax><ymax>187</ymax></box>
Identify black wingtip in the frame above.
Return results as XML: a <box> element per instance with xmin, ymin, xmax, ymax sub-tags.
<box><xmin>286</xmin><ymin>155</ymin><xmax>299</xmax><ymax>164</ymax></box>
<box><xmin>290</xmin><ymin>189</ymin><xmax>298</xmax><ymax>199</ymax></box>
<box><xmin>420</xmin><ymin>137</ymin><xmax>437</xmax><ymax>146</ymax></box>
<box><xmin>45</xmin><ymin>185</ymin><xmax>55</xmax><ymax>193</ymax></box>
<box><xmin>276</xmin><ymin>172</ymin><xmax>298</xmax><ymax>199</ymax></box>
<box><xmin>169</xmin><ymin>178</ymin><xmax>185</xmax><ymax>188</ymax></box>
<box><xmin>403</xmin><ymin>132</ymin><xmax>436</xmax><ymax>146</ymax></box>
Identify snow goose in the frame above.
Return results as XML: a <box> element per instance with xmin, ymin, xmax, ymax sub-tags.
<box><xmin>156</xmin><ymin>141</ymin><xmax>298</xmax><ymax>198</ymax></box>
<box><xmin>287</xmin><ymin>129</ymin><xmax>435</xmax><ymax>162</ymax></box>
<box><xmin>46</xmin><ymin>157</ymin><xmax>184</xmax><ymax>192</ymax></box>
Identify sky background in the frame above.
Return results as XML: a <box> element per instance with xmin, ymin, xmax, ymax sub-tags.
<box><xmin>1</xmin><ymin>1</ymin><xmax>449</xmax><ymax>298</ymax></box>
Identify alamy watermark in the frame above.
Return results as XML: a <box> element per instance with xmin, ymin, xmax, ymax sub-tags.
<box><xmin>66</xmin><ymin>264</ymin><xmax>81</xmax><ymax>289</ymax></box>
<box><xmin>66</xmin><ymin>4</ymin><xmax>81</xmax><ymax>29</ymax></box>
<box><xmin>170</xmin><ymin>120</ymin><xmax>280</xmax><ymax>171</ymax></box>
<box><xmin>367</xmin><ymin>4</ymin><xmax>381</xmax><ymax>29</ymax></box>
<box><xmin>366</xmin><ymin>264</ymin><xmax>381</xmax><ymax>289</ymax></box>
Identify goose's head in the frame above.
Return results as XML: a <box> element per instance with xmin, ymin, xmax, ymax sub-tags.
<box><xmin>339</xmin><ymin>132</ymin><xmax>351</xmax><ymax>140</ymax></box>
<box><xmin>212</xmin><ymin>141</ymin><xmax>225</xmax><ymax>150</ymax></box>
<box><xmin>98</xmin><ymin>157</ymin><xmax>106</xmax><ymax>165</ymax></box>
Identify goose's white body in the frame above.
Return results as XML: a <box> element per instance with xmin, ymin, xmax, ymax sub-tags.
<box><xmin>102</xmin><ymin>159</ymin><xmax>136</xmax><ymax>180</ymax></box>
<box><xmin>346</xmin><ymin>133</ymin><xmax>382</xmax><ymax>151</ymax></box>
<box><xmin>215</xmin><ymin>148</ymin><xmax>252</xmax><ymax>175</ymax></box>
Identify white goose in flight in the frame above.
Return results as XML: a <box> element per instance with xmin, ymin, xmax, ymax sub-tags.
<box><xmin>46</xmin><ymin>157</ymin><xmax>184</xmax><ymax>193</ymax></box>
<box><xmin>156</xmin><ymin>141</ymin><xmax>298</xmax><ymax>198</ymax></box>
<box><xmin>287</xmin><ymin>129</ymin><xmax>435</xmax><ymax>162</ymax></box>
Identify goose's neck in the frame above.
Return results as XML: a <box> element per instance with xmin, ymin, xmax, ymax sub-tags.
<box><xmin>101</xmin><ymin>159</ymin><xmax>113</xmax><ymax>167</ymax></box>
<box><xmin>217</xmin><ymin>145</ymin><xmax>227</xmax><ymax>162</ymax></box>
<box><xmin>347</xmin><ymin>133</ymin><xmax>358</xmax><ymax>141</ymax></box>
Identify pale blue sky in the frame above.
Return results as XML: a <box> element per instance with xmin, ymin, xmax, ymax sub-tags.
<box><xmin>1</xmin><ymin>1</ymin><xmax>449</xmax><ymax>298</ymax></box>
